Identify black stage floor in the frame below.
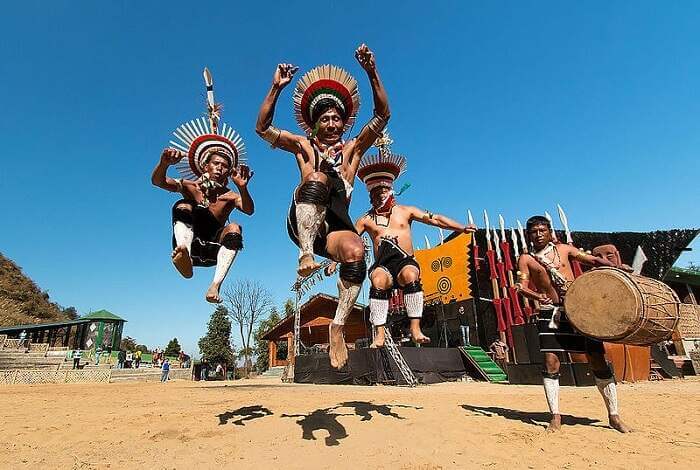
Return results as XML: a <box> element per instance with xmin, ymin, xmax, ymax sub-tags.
<box><xmin>294</xmin><ymin>347</ymin><xmax>468</xmax><ymax>386</ymax></box>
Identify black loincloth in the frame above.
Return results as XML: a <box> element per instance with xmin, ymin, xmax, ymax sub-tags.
<box><xmin>537</xmin><ymin>308</ymin><xmax>605</xmax><ymax>355</ymax></box>
<box><xmin>286</xmin><ymin>171</ymin><xmax>356</xmax><ymax>260</ymax></box>
<box><xmin>172</xmin><ymin>199</ymin><xmax>224</xmax><ymax>267</ymax></box>
<box><xmin>368</xmin><ymin>237</ymin><xmax>420</xmax><ymax>283</ymax></box>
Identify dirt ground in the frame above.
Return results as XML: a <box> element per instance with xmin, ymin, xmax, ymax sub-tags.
<box><xmin>1</xmin><ymin>377</ymin><xmax>698</xmax><ymax>469</ymax></box>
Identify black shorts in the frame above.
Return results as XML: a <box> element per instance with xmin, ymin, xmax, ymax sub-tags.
<box><xmin>537</xmin><ymin>308</ymin><xmax>605</xmax><ymax>355</ymax></box>
<box><xmin>286</xmin><ymin>171</ymin><xmax>356</xmax><ymax>260</ymax></box>
<box><xmin>172</xmin><ymin>200</ymin><xmax>224</xmax><ymax>267</ymax></box>
<box><xmin>368</xmin><ymin>238</ymin><xmax>420</xmax><ymax>284</ymax></box>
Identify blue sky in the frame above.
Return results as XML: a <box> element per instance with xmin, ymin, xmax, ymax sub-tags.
<box><xmin>1</xmin><ymin>2</ymin><xmax>698</xmax><ymax>356</ymax></box>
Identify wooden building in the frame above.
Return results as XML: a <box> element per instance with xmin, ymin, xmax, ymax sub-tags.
<box><xmin>261</xmin><ymin>293</ymin><xmax>369</xmax><ymax>368</ymax></box>
<box><xmin>0</xmin><ymin>309</ymin><xmax>126</xmax><ymax>350</ymax></box>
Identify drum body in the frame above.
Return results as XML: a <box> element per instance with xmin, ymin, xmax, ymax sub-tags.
<box><xmin>564</xmin><ymin>267</ymin><xmax>680</xmax><ymax>346</ymax></box>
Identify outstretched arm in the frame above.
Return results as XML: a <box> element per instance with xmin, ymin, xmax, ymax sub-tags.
<box><xmin>229</xmin><ymin>165</ymin><xmax>255</xmax><ymax>215</ymax></box>
<box><xmin>568</xmin><ymin>246</ymin><xmax>615</xmax><ymax>268</ymax></box>
<box><xmin>408</xmin><ymin>206</ymin><xmax>476</xmax><ymax>234</ymax></box>
<box><xmin>351</xmin><ymin>44</ymin><xmax>391</xmax><ymax>160</ymax></box>
<box><xmin>256</xmin><ymin>63</ymin><xmax>304</xmax><ymax>154</ymax></box>
<box><xmin>151</xmin><ymin>148</ymin><xmax>185</xmax><ymax>192</ymax></box>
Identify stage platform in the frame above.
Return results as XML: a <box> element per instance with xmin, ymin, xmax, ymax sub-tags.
<box><xmin>294</xmin><ymin>347</ymin><xmax>471</xmax><ymax>385</ymax></box>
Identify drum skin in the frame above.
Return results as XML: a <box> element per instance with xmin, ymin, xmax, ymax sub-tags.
<box><xmin>564</xmin><ymin>267</ymin><xmax>680</xmax><ymax>346</ymax></box>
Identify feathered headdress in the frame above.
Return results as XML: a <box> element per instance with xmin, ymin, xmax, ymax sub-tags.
<box><xmin>357</xmin><ymin>131</ymin><xmax>407</xmax><ymax>191</ymax></box>
<box><xmin>169</xmin><ymin>68</ymin><xmax>246</xmax><ymax>180</ymax></box>
<box><xmin>293</xmin><ymin>65</ymin><xmax>360</xmax><ymax>136</ymax></box>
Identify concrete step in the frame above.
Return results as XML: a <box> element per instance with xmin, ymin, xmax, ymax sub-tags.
<box><xmin>261</xmin><ymin>366</ymin><xmax>285</xmax><ymax>377</ymax></box>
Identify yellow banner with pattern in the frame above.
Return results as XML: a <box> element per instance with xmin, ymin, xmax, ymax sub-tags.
<box><xmin>414</xmin><ymin>233</ymin><xmax>472</xmax><ymax>303</ymax></box>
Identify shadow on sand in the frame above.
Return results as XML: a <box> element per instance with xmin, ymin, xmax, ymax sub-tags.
<box><xmin>282</xmin><ymin>401</ymin><xmax>422</xmax><ymax>446</ymax></box>
<box><xmin>281</xmin><ymin>407</ymin><xmax>352</xmax><ymax>446</ymax></box>
<box><xmin>332</xmin><ymin>401</ymin><xmax>423</xmax><ymax>421</ymax></box>
<box><xmin>460</xmin><ymin>404</ymin><xmax>602</xmax><ymax>429</ymax></box>
<box><xmin>217</xmin><ymin>405</ymin><xmax>273</xmax><ymax>426</ymax></box>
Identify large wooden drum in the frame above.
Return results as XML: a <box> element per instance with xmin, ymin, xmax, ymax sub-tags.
<box><xmin>564</xmin><ymin>267</ymin><xmax>680</xmax><ymax>346</ymax></box>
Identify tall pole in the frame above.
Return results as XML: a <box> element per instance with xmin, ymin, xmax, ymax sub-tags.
<box><xmin>499</xmin><ymin>215</ymin><xmax>525</xmax><ymax>326</ymax></box>
<box><xmin>484</xmin><ymin>211</ymin><xmax>508</xmax><ymax>351</ymax></box>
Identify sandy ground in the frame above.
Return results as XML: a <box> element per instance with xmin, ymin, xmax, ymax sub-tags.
<box><xmin>1</xmin><ymin>377</ymin><xmax>698</xmax><ymax>470</ymax></box>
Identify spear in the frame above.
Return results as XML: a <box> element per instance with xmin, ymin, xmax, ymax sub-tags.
<box><xmin>557</xmin><ymin>204</ymin><xmax>583</xmax><ymax>278</ymax></box>
<box><xmin>511</xmin><ymin>227</ymin><xmax>534</xmax><ymax>319</ymax></box>
<box><xmin>493</xmin><ymin>228</ymin><xmax>515</xmax><ymax>353</ymax></box>
<box><xmin>468</xmin><ymin>210</ymin><xmax>480</xmax><ymax>271</ymax></box>
<box><xmin>499</xmin><ymin>215</ymin><xmax>525</xmax><ymax>326</ymax></box>
<box><xmin>484</xmin><ymin>211</ymin><xmax>507</xmax><ymax>348</ymax></box>
<box><xmin>424</xmin><ymin>235</ymin><xmax>432</xmax><ymax>250</ymax></box>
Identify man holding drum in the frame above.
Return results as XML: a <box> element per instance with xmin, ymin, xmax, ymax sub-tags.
<box><xmin>516</xmin><ymin>215</ymin><xmax>630</xmax><ymax>433</ymax></box>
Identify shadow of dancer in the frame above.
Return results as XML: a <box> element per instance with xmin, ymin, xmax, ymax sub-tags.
<box><xmin>460</xmin><ymin>404</ymin><xmax>602</xmax><ymax>429</ymax></box>
<box><xmin>334</xmin><ymin>401</ymin><xmax>423</xmax><ymax>421</ymax></box>
<box><xmin>218</xmin><ymin>405</ymin><xmax>273</xmax><ymax>426</ymax></box>
<box><xmin>281</xmin><ymin>408</ymin><xmax>352</xmax><ymax>446</ymax></box>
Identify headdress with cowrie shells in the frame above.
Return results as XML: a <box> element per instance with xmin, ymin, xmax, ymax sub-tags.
<box><xmin>357</xmin><ymin>131</ymin><xmax>406</xmax><ymax>191</ymax></box>
<box><xmin>293</xmin><ymin>64</ymin><xmax>360</xmax><ymax>136</ymax></box>
<box><xmin>169</xmin><ymin>68</ymin><xmax>246</xmax><ymax>179</ymax></box>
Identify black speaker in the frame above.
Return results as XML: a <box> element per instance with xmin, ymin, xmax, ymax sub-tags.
<box><xmin>511</xmin><ymin>325</ymin><xmax>531</xmax><ymax>364</ymax></box>
<box><xmin>524</xmin><ymin>323</ymin><xmax>542</xmax><ymax>364</ymax></box>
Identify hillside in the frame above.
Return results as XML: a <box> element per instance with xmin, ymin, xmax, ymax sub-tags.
<box><xmin>0</xmin><ymin>252</ymin><xmax>68</xmax><ymax>327</ymax></box>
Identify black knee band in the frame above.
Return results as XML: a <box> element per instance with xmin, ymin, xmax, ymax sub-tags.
<box><xmin>297</xmin><ymin>181</ymin><xmax>330</xmax><ymax>205</ymax></box>
<box><xmin>592</xmin><ymin>368</ymin><xmax>614</xmax><ymax>380</ymax></box>
<box><xmin>542</xmin><ymin>371</ymin><xmax>560</xmax><ymax>380</ymax></box>
<box><xmin>221</xmin><ymin>232</ymin><xmax>243</xmax><ymax>250</ymax></box>
<box><xmin>369</xmin><ymin>287</ymin><xmax>390</xmax><ymax>300</ymax></box>
<box><xmin>173</xmin><ymin>206</ymin><xmax>193</xmax><ymax>225</ymax></box>
<box><xmin>401</xmin><ymin>281</ymin><xmax>422</xmax><ymax>294</ymax></box>
<box><xmin>340</xmin><ymin>260</ymin><xmax>367</xmax><ymax>284</ymax></box>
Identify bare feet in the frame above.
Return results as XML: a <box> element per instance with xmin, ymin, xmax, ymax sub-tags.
<box><xmin>298</xmin><ymin>253</ymin><xmax>321</xmax><ymax>277</ymax></box>
<box><xmin>172</xmin><ymin>246</ymin><xmax>193</xmax><ymax>278</ymax></box>
<box><xmin>546</xmin><ymin>414</ymin><xmax>562</xmax><ymax>432</ymax></box>
<box><xmin>370</xmin><ymin>327</ymin><xmax>385</xmax><ymax>348</ymax></box>
<box><xmin>609</xmin><ymin>415</ymin><xmax>631</xmax><ymax>433</ymax></box>
<box><xmin>410</xmin><ymin>328</ymin><xmax>431</xmax><ymax>344</ymax></box>
<box><xmin>205</xmin><ymin>284</ymin><xmax>222</xmax><ymax>304</ymax></box>
<box><xmin>329</xmin><ymin>323</ymin><xmax>348</xmax><ymax>369</ymax></box>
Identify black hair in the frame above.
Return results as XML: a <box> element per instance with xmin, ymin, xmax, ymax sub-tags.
<box><xmin>526</xmin><ymin>215</ymin><xmax>551</xmax><ymax>231</ymax></box>
<box><xmin>310</xmin><ymin>98</ymin><xmax>347</xmax><ymax>124</ymax></box>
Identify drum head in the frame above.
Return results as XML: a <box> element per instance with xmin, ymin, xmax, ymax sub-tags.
<box><xmin>564</xmin><ymin>268</ymin><xmax>640</xmax><ymax>340</ymax></box>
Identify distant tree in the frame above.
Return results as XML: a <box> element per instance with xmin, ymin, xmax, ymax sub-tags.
<box><xmin>135</xmin><ymin>344</ymin><xmax>150</xmax><ymax>354</ymax></box>
<box><xmin>62</xmin><ymin>306</ymin><xmax>79</xmax><ymax>320</ymax></box>
<box><xmin>120</xmin><ymin>336</ymin><xmax>137</xmax><ymax>351</ymax></box>
<box><xmin>254</xmin><ymin>307</ymin><xmax>282</xmax><ymax>372</ymax></box>
<box><xmin>199</xmin><ymin>305</ymin><xmax>235</xmax><ymax>367</ymax></box>
<box><xmin>164</xmin><ymin>337</ymin><xmax>182</xmax><ymax>357</ymax></box>
<box><xmin>223</xmin><ymin>280</ymin><xmax>273</xmax><ymax>376</ymax></box>
<box><xmin>284</xmin><ymin>298</ymin><xmax>295</xmax><ymax>317</ymax></box>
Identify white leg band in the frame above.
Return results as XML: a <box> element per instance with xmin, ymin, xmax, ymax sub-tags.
<box><xmin>212</xmin><ymin>246</ymin><xmax>238</xmax><ymax>286</ymax></box>
<box><xmin>595</xmin><ymin>377</ymin><xmax>619</xmax><ymax>416</ymax></box>
<box><xmin>332</xmin><ymin>278</ymin><xmax>361</xmax><ymax>326</ymax></box>
<box><xmin>295</xmin><ymin>203</ymin><xmax>326</xmax><ymax>258</ymax></box>
<box><xmin>173</xmin><ymin>221</ymin><xmax>193</xmax><ymax>252</ymax></box>
<box><xmin>369</xmin><ymin>298</ymin><xmax>389</xmax><ymax>326</ymax></box>
<box><xmin>543</xmin><ymin>377</ymin><xmax>560</xmax><ymax>415</ymax></box>
<box><xmin>404</xmin><ymin>291</ymin><xmax>424</xmax><ymax>319</ymax></box>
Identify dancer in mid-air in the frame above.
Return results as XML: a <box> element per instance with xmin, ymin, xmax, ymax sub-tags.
<box><xmin>152</xmin><ymin>68</ymin><xmax>254</xmax><ymax>303</ymax></box>
<box><xmin>352</xmin><ymin>133</ymin><xmax>476</xmax><ymax>347</ymax></box>
<box><xmin>256</xmin><ymin>44</ymin><xmax>390</xmax><ymax>368</ymax></box>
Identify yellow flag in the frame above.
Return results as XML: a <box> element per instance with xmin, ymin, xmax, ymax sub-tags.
<box><xmin>414</xmin><ymin>233</ymin><xmax>472</xmax><ymax>303</ymax></box>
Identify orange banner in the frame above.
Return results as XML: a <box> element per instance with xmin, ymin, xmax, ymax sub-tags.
<box><xmin>414</xmin><ymin>233</ymin><xmax>472</xmax><ymax>303</ymax></box>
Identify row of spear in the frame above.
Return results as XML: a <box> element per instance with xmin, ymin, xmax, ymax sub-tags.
<box><xmin>466</xmin><ymin>205</ymin><xmax>581</xmax><ymax>363</ymax></box>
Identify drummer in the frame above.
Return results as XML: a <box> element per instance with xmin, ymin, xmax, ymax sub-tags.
<box><xmin>515</xmin><ymin>215</ymin><xmax>630</xmax><ymax>433</ymax></box>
